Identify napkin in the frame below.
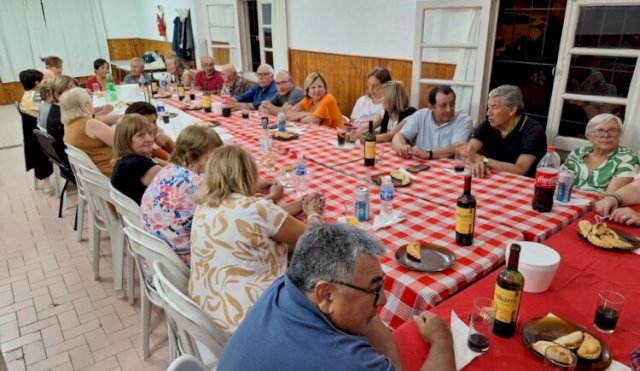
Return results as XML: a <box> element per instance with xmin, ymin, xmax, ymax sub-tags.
<box><xmin>288</xmin><ymin>127</ymin><xmax>305</xmax><ymax>135</ymax></box>
<box><xmin>397</xmin><ymin>167</ymin><xmax>414</xmax><ymax>180</ymax></box>
<box><xmin>450</xmin><ymin>310</ymin><xmax>482</xmax><ymax>370</ymax></box>
<box><xmin>372</xmin><ymin>211</ymin><xmax>404</xmax><ymax>231</ymax></box>
<box><xmin>330</xmin><ymin>140</ymin><xmax>356</xmax><ymax>150</ymax></box>
<box><xmin>606</xmin><ymin>360</ymin><xmax>631</xmax><ymax>371</ymax></box>
<box><xmin>554</xmin><ymin>197</ymin><xmax>592</xmax><ymax>206</ymax></box>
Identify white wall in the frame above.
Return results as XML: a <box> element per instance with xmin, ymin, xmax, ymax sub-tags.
<box><xmin>286</xmin><ymin>0</ymin><xmax>418</xmax><ymax>60</ymax></box>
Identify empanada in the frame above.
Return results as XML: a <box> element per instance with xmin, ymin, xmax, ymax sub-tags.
<box><xmin>406</xmin><ymin>242</ymin><xmax>422</xmax><ymax>261</ymax></box>
<box><xmin>553</xmin><ymin>331</ymin><xmax>584</xmax><ymax>350</ymax></box>
<box><xmin>532</xmin><ymin>340</ymin><xmax>558</xmax><ymax>356</ymax></box>
<box><xmin>545</xmin><ymin>344</ymin><xmax>575</xmax><ymax>365</ymax></box>
<box><xmin>576</xmin><ymin>332</ymin><xmax>601</xmax><ymax>360</ymax></box>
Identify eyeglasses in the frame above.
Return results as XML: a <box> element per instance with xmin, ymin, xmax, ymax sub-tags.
<box><xmin>592</xmin><ymin>128</ymin><xmax>620</xmax><ymax>137</ymax></box>
<box><xmin>330</xmin><ymin>279</ymin><xmax>385</xmax><ymax>307</ymax></box>
<box><xmin>276</xmin><ymin>80</ymin><xmax>292</xmax><ymax>85</ymax></box>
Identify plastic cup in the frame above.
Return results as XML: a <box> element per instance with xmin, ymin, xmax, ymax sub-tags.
<box><xmin>543</xmin><ymin>345</ymin><xmax>577</xmax><ymax>370</ymax></box>
<box><xmin>162</xmin><ymin>113</ymin><xmax>170</xmax><ymax>124</ymax></box>
<box><xmin>467</xmin><ymin>297</ymin><xmax>495</xmax><ymax>353</ymax></box>
<box><xmin>593</xmin><ymin>290</ymin><xmax>624</xmax><ymax>334</ymax></box>
<box><xmin>337</xmin><ymin>128</ymin><xmax>346</xmax><ymax>146</ymax></box>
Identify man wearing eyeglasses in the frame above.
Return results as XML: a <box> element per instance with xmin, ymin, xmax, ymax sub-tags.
<box><xmin>218</xmin><ymin>223</ymin><xmax>455</xmax><ymax>371</ymax></box>
<box><xmin>231</xmin><ymin>64</ymin><xmax>277</xmax><ymax>110</ymax></box>
<box><xmin>464</xmin><ymin>84</ymin><xmax>547</xmax><ymax>178</ymax></box>
<box><xmin>259</xmin><ymin>70</ymin><xmax>305</xmax><ymax>115</ymax></box>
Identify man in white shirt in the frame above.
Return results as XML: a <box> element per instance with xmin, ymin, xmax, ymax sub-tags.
<box><xmin>392</xmin><ymin>85</ymin><xmax>472</xmax><ymax>160</ymax></box>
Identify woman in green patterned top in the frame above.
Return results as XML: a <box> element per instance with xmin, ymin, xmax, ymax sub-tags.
<box><xmin>562</xmin><ymin>113</ymin><xmax>639</xmax><ymax>193</ymax></box>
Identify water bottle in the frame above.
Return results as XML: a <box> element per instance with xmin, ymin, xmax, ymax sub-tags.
<box><xmin>294</xmin><ymin>153</ymin><xmax>308</xmax><ymax>196</ymax></box>
<box><xmin>106</xmin><ymin>72</ymin><xmax>117</xmax><ymax>103</ymax></box>
<box><xmin>156</xmin><ymin>98</ymin><xmax>165</xmax><ymax>114</ymax></box>
<box><xmin>259</xmin><ymin>125</ymin><xmax>271</xmax><ymax>155</ymax></box>
<box><xmin>380</xmin><ymin>175</ymin><xmax>394</xmax><ymax>223</ymax></box>
<box><xmin>532</xmin><ymin>145</ymin><xmax>561</xmax><ymax>212</ymax></box>
<box><xmin>277</xmin><ymin>112</ymin><xmax>286</xmax><ymax>132</ymax></box>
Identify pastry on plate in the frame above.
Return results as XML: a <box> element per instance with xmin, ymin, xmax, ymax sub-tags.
<box><xmin>545</xmin><ymin>344</ymin><xmax>575</xmax><ymax>365</ymax></box>
<box><xmin>532</xmin><ymin>340</ymin><xmax>559</xmax><ymax>356</ymax></box>
<box><xmin>390</xmin><ymin>170</ymin><xmax>410</xmax><ymax>185</ymax></box>
<box><xmin>406</xmin><ymin>241</ymin><xmax>422</xmax><ymax>261</ymax></box>
<box><xmin>576</xmin><ymin>332</ymin><xmax>601</xmax><ymax>360</ymax></box>
<box><xmin>274</xmin><ymin>131</ymin><xmax>295</xmax><ymax>139</ymax></box>
<box><xmin>553</xmin><ymin>330</ymin><xmax>584</xmax><ymax>350</ymax></box>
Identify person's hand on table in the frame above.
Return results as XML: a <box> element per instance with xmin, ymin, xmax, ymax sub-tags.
<box><xmin>95</xmin><ymin>104</ymin><xmax>114</xmax><ymax>115</ymax></box>
<box><xmin>230</xmin><ymin>101</ymin><xmax>249</xmax><ymax>111</ymax></box>
<box><xmin>394</xmin><ymin>143</ymin><xmax>413</xmax><ymax>158</ymax></box>
<box><xmin>594</xmin><ymin>197</ymin><xmax>618</xmax><ymax>216</ymax></box>
<box><xmin>411</xmin><ymin>147</ymin><xmax>430</xmax><ymax>160</ymax></box>
<box><xmin>610</xmin><ymin>207</ymin><xmax>640</xmax><ymax>226</ymax></box>
<box><xmin>414</xmin><ymin>311</ymin><xmax>453</xmax><ymax>346</ymax></box>
<box><xmin>268</xmin><ymin>183</ymin><xmax>284</xmax><ymax>203</ymax></box>
<box><xmin>302</xmin><ymin>192</ymin><xmax>325</xmax><ymax>216</ymax></box>
<box><xmin>469</xmin><ymin>160</ymin><xmax>490</xmax><ymax>178</ymax></box>
<box><xmin>257</xmin><ymin>178</ymin><xmax>275</xmax><ymax>194</ymax></box>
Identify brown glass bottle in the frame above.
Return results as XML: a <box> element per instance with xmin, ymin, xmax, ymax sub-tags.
<box><xmin>364</xmin><ymin>120</ymin><xmax>376</xmax><ymax>166</ymax></box>
<box><xmin>203</xmin><ymin>92</ymin><xmax>212</xmax><ymax>113</ymax></box>
<box><xmin>177</xmin><ymin>83</ymin><xmax>185</xmax><ymax>101</ymax></box>
<box><xmin>492</xmin><ymin>243</ymin><xmax>525</xmax><ymax>337</ymax></box>
<box><xmin>455</xmin><ymin>175</ymin><xmax>476</xmax><ymax>246</ymax></box>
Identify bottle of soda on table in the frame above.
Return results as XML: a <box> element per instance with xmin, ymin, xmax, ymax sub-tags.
<box><xmin>532</xmin><ymin>145</ymin><xmax>561</xmax><ymax>212</ymax></box>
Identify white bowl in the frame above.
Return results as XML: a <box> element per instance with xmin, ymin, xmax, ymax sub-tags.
<box><xmin>505</xmin><ymin>241</ymin><xmax>560</xmax><ymax>293</ymax></box>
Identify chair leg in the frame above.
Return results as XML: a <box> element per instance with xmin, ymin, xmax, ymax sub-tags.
<box><xmin>73</xmin><ymin>204</ymin><xmax>79</xmax><ymax>231</ymax></box>
<box><xmin>127</xmin><ymin>249</ymin><xmax>136</xmax><ymax>305</ymax></box>
<box><xmin>76</xmin><ymin>198</ymin><xmax>86</xmax><ymax>241</ymax></box>
<box><xmin>52</xmin><ymin>166</ymin><xmax>61</xmax><ymax>197</ymax></box>
<box><xmin>89</xmin><ymin>221</ymin><xmax>100</xmax><ymax>280</ymax></box>
<box><xmin>33</xmin><ymin>172</ymin><xmax>38</xmax><ymax>190</ymax></box>
<box><xmin>58</xmin><ymin>180</ymin><xmax>69</xmax><ymax>218</ymax></box>
<box><xmin>109</xmin><ymin>225</ymin><xmax>125</xmax><ymax>298</ymax></box>
<box><xmin>141</xmin><ymin>290</ymin><xmax>151</xmax><ymax>360</ymax></box>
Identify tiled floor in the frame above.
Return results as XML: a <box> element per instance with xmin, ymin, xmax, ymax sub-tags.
<box><xmin>0</xmin><ymin>105</ymin><xmax>168</xmax><ymax>370</ymax></box>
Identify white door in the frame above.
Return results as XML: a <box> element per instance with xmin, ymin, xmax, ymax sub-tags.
<box><xmin>257</xmin><ymin>0</ymin><xmax>289</xmax><ymax>72</ymax></box>
<box><xmin>546</xmin><ymin>0</ymin><xmax>640</xmax><ymax>153</ymax></box>
<box><xmin>412</xmin><ymin>0</ymin><xmax>497</xmax><ymax>123</ymax></box>
<box><xmin>202</xmin><ymin>0</ymin><xmax>243</xmax><ymax>69</ymax></box>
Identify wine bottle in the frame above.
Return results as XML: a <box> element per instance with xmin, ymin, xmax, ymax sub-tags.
<box><xmin>455</xmin><ymin>174</ymin><xmax>476</xmax><ymax>246</ymax></box>
<box><xmin>203</xmin><ymin>91</ymin><xmax>212</xmax><ymax>113</ymax></box>
<box><xmin>177</xmin><ymin>82</ymin><xmax>185</xmax><ymax>101</ymax></box>
<box><xmin>364</xmin><ymin>120</ymin><xmax>376</xmax><ymax>167</ymax></box>
<box><xmin>492</xmin><ymin>243</ymin><xmax>525</xmax><ymax>337</ymax></box>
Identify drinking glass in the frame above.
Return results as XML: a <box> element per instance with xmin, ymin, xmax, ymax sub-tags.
<box><xmin>543</xmin><ymin>345</ymin><xmax>577</xmax><ymax>370</ymax></box>
<box><xmin>467</xmin><ymin>297</ymin><xmax>495</xmax><ymax>353</ymax></box>
<box><xmin>453</xmin><ymin>141</ymin><xmax>467</xmax><ymax>174</ymax></box>
<box><xmin>278</xmin><ymin>166</ymin><xmax>296</xmax><ymax>193</ymax></box>
<box><xmin>336</xmin><ymin>127</ymin><xmax>347</xmax><ymax>146</ymax></box>
<box><xmin>310</xmin><ymin>117</ymin><xmax>320</xmax><ymax>135</ymax></box>
<box><xmin>593</xmin><ymin>290</ymin><xmax>624</xmax><ymax>334</ymax></box>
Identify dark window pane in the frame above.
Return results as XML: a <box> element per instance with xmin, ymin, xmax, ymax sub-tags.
<box><xmin>265</xmin><ymin>51</ymin><xmax>273</xmax><ymax>67</ymax></box>
<box><xmin>575</xmin><ymin>6</ymin><xmax>640</xmax><ymax>49</ymax></box>
<box><xmin>264</xmin><ymin>27</ymin><xmax>272</xmax><ymax>49</ymax></box>
<box><xmin>559</xmin><ymin>99</ymin><xmax>625</xmax><ymax>138</ymax></box>
<box><xmin>564</xmin><ymin>55</ymin><xmax>636</xmax><ymax>98</ymax></box>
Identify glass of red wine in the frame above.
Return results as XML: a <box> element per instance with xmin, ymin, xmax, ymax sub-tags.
<box><xmin>593</xmin><ymin>290</ymin><xmax>624</xmax><ymax>334</ymax></box>
<box><xmin>467</xmin><ymin>297</ymin><xmax>495</xmax><ymax>352</ymax></box>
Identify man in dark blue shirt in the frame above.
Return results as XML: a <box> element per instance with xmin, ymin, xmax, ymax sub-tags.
<box><xmin>217</xmin><ymin>224</ymin><xmax>455</xmax><ymax>371</ymax></box>
<box><xmin>231</xmin><ymin>64</ymin><xmax>277</xmax><ymax>110</ymax></box>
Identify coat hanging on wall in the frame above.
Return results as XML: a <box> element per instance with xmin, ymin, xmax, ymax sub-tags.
<box><xmin>172</xmin><ymin>9</ymin><xmax>194</xmax><ymax>61</ymax></box>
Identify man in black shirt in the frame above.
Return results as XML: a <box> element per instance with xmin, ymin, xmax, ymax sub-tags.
<box><xmin>466</xmin><ymin>85</ymin><xmax>547</xmax><ymax>177</ymax></box>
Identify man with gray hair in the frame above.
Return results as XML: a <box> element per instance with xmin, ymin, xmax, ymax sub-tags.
<box><xmin>259</xmin><ymin>70</ymin><xmax>305</xmax><ymax>115</ymax></box>
<box><xmin>218</xmin><ymin>224</ymin><xmax>455</xmax><ymax>371</ymax></box>
<box><xmin>194</xmin><ymin>55</ymin><xmax>223</xmax><ymax>93</ymax></box>
<box><xmin>231</xmin><ymin>63</ymin><xmax>276</xmax><ymax>110</ymax></box>
<box><xmin>465</xmin><ymin>84</ymin><xmax>547</xmax><ymax>177</ymax></box>
<box><xmin>123</xmin><ymin>57</ymin><xmax>151</xmax><ymax>84</ymax></box>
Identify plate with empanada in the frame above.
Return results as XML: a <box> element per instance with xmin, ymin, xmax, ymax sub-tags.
<box><xmin>521</xmin><ymin>316</ymin><xmax>611</xmax><ymax>370</ymax></box>
<box><xmin>272</xmin><ymin>131</ymin><xmax>299</xmax><ymax>141</ymax></box>
<box><xmin>577</xmin><ymin>220</ymin><xmax>640</xmax><ymax>251</ymax></box>
<box><xmin>372</xmin><ymin>170</ymin><xmax>412</xmax><ymax>187</ymax></box>
<box><xmin>394</xmin><ymin>241</ymin><xmax>455</xmax><ymax>272</ymax></box>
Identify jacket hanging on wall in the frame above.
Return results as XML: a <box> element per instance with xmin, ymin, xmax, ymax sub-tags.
<box><xmin>172</xmin><ymin>10</ymin><xmax>194</xmax><ymax>61</ymax></box>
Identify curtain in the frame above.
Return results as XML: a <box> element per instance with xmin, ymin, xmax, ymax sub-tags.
<box><xmin>41</xmin><ymin>0</ymin><xmax>109</xmax><ymax>78</ymax></box>
<box><xmin>0</xmin><ymin>0</ymin><xmax>48</xmax><ymax>82</ymax></box>
<box><xmin>271</xmin><ymin>0</ymin><xmax>289</xmax><ymax>72</ymax></box>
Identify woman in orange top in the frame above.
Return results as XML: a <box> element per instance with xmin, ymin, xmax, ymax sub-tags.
<box><xmin>286</xmin><ymin>72</ymin><xmax>344</xmax><ymax>129</ymax></box>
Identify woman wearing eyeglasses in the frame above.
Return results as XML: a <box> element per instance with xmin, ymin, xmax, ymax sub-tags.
<box><xmin>562</xmin><ymin>113</ymin><xmax>639</xmax><ymax>193</ymax></box>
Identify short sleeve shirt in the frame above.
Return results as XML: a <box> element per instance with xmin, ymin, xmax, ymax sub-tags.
<box><xmin>351</xmin><ymin>95</ymin><xmax>383</xmax><ymax>120</ymax></box>
<box><xmin>298</xmin><ymin>93</ymin><xmax>344</xmax><ymax>128</ymax></box>
<box><xmin>400</xmin><ymin>109</ymin><xmax>473</xmax><ymax>150</ymax></box>
<box><xmin>561</xmin><ymin>145</ymin><xmax>639</xmax><ymax>193</ymax></box>
<box><xmin>472</xmin><ymin>115</ymin><xmax>547</xmax><ymax>177</ymax></box>
<box><xmin>140</xmin><ymin>163</ymin><xmax>201</xmax><ymax>266</ymax></box>
<box><xmin>269</xmin><ymin>87</ymin><xmax>305</xmax><ymax>107</ymax></box>
<box><xmin>189</xmin><ymin>194</ymin><xmax>288</xmax><ymax>335</ymax></box>
<box><xmin>111</xmin><ymin>155</ymin><xmax>157</xmax><ymax>204</ymax></box>
<box><xmin>195</xmin><ymin>70</ymin><xmax>224</xmax><ymax>92</ymax></box>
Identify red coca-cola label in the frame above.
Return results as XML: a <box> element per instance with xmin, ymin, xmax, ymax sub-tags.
<box><xmin>535</xmin><ymin>168</ymin><xmax>558</xmax><ymax>189</ymax></box>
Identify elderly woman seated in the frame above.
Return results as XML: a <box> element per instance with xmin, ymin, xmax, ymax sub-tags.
<box><xmin>110</xmin><ymin>114</ymin><xmax>163</xmax><ymax>204</ymax></box>
<box><xmin>286</xmin><ymin>72</ymin><xmax>344</xmax><ymax>129</ymax></box>
<box><xmin>61</xmin><ymin>88</ymin><xmax>115</xmax><ymax>177</ymax></box>
<box><xmin>140</xmin><ymin>125</ymin><xmax>223</xmax><ymax>267</ymax></box>
<box><xmin>562</xmin><ymin>113</ymin><xmax>638</xmax><ymax>193</ymax></box>
<box><xmin>189</xmin><ymin>145</ymin><xmax>324</xmax><ymax>335</ymax></box>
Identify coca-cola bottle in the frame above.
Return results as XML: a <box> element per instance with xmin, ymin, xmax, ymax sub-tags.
<box><xmin>532</xmin><ymin>145</ymin><xmax>561</xmax><ymax>212</ymax></box>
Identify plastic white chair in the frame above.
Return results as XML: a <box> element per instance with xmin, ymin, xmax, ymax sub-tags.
<box><xmin>153</xmin><ymin>261</ymin><xmax>228</xmax><ymax>369</ymax></box>
<box><xmin>167</xmin><ymin>354</ymin><xmax>208</xmax><ymax>371</ymax></box>
<box><xmin>109</xmin><ymin>183</ymin><xmax>142</xmax><ymax>306</ymax></box>
<box><xmin>123</xmin><ymin>216</ymin><xmax>189</xmax><ymax>360</ymax></box>
<box><xmin>63</xmin><ymin>144</ymin><xmax>90</xmax><ymax>241</ymax></box>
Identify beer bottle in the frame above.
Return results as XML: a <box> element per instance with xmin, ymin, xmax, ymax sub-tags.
<box><xmin>177</xmin><ymin>82</ymin><xmax>185</xmax><ymax>101</ymax></box>
<box><xmin>203</xmin><ymin>91</ymin><xmax>212</xmax><ymax>113</ymax></box>
<box><xmin>455</xmin><ymin>174</ymin><xmax>476</xmax><ymax>246</ymax></box>
<box><xmin>364</xmin><ymin>120</ymin><xmax>376</xmax><ymax>167</ymax></box>
<box><xmin>492</xmin><ymin>243</ymin><xmax>525</xmax><ymax>337</ymax></box>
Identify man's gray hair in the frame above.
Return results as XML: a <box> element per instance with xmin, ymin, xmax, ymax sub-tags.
<box><xmin>287</xmin><ymin>223</ymin><xmax>386</xmax><ymax>292</ymax></box>
<box><xmin>489</xmin><ymin>84</ymin><xmax>524</xmax><ymax>113</ymax></box>
<box><xmin>257</xmin><ymin>64</ymin><xmax>274</xmax><ymax>74</ymax></box>
<box><xmin>585</xmin><ymin>113</ymin><xmax>624</xmax><ymax>138</ymax></box>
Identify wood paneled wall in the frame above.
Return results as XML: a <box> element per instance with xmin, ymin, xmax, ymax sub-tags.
<box><xmin>288</xmin><ymin>49</ymin><xmax>456</xmax><ymax>116</ymax></box>
<box><xmin>107</xmin><ymin>38</ymin><xmax>174</xmax><ymax>61</ymax></box>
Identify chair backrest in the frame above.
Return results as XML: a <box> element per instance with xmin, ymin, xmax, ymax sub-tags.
<box><xmin>75</xmin><ymin>167</ymin><xmax>116</xmax><ymax>230</ymax></box>
<box><xmin>153</xmin><ymin>261</ymin><xmax>229</xmax><ymax>366</ymax></box>
<box><xmin>122</xmin><ymin>216</ymin><xmax>189</xmax><ymax>293</ymax></box>
<box><xmin>33</xmin><ymin>129</ymin><xmax>75</xmax><ymax>182</ymax></box>
<box><xmin>109</xmin><ymin>183</ymin><xmax>141</xmax><ymax>228</ymax></box>
<box><xmin>65</xmin><ymin>144</ymin><xmax>99</xmax><ymax>200</ymax></box>
<box><xmin>167</xmin><ymin>354</ymin><xmax>208</xmax><ymax>371</ymax></box>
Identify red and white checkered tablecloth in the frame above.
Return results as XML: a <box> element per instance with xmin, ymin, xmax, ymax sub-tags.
<box><xmin>226</xmin><ymin>130</ymin><xmax>524</xmax><ymax>329</ymax></box>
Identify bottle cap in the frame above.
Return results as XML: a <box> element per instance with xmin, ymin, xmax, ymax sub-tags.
<box><xmin>547</xmin><ymin>145</ymin><xmax>555</xmax><ymax>152</ymax></box>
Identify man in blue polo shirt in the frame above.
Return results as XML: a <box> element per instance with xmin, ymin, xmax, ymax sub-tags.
<box><xmin>391</xmin><ymin>85</ymin><xmax>473</xmax><ymax>160</ymax></box>
<box><xmin>230</xmin><ymin>64</ymin><xmax>277</xmax><ymax>110</ymax></box>
<box><xmin>217</xmin><ymin>224</ymin><xmax>455</xmax><ymax>371</ymax></box>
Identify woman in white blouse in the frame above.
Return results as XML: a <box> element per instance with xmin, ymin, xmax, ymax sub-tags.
<box><xmin>350</xmin><ymin>67</ymin><xmax>392</xmax><ymax>122</ymax></box>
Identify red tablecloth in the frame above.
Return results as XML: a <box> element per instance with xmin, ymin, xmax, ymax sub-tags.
<box><xmin>392</xmin><ymin>209</ymin><xmax>640</xmax><ymax>370</ymax></box>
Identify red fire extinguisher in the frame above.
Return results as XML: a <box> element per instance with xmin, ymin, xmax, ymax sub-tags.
<box><xmin>157</xmin><ymin>14</ymin><xmax>167</xmax><ymax>37</ymax></box>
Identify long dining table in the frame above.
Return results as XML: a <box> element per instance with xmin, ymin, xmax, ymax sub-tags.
<box><xmin>391</xmin><ymin>208</ymin><xmax>640</xmax><ymax>370</ymax></box>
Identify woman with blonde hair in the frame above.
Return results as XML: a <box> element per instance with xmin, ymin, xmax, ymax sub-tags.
<box><xmin>355</xmin><ymin>81</ymin><xmax>416</xmax><ymax>142</ymax></box>
<box><xmin>110</xmin><ymin>114</ymin><xmax>162</xmax><ymax>204</ymax></box>
<box><xmin>189</xmin><ymin>145</ymin><xmax>324</xmax><ymax>335</ymax></box>
<box><xmin>61</xmin><ymin>87</ymin><xmax>115</xmax><ymax>177</ymax></box>
<box><xmin>141</xmin><ymin>125</ymin><xmax>224</xmax><ymax>266</ymax></box>
<box><xmin>286</xmin><ymin>72</ymin><xmax>344</xmax><ymax>128</ymax></box>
